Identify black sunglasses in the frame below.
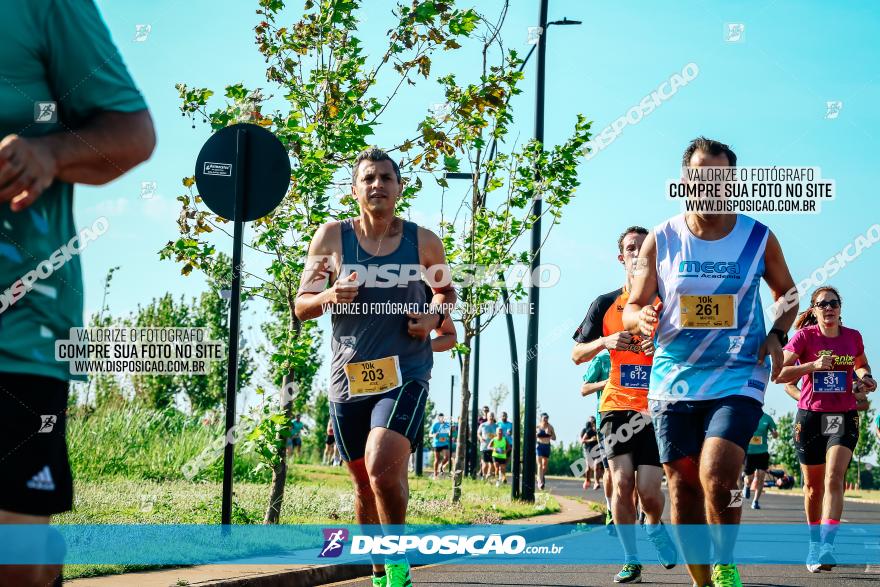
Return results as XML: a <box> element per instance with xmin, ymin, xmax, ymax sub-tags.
<box><xmin>813</xmin><ymin>300</ymin><xmax>841</xmax><ymax>309</ymax></box>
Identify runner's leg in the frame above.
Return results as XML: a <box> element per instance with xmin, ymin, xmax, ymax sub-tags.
<box><xmin>797</xmin><ymin>461</ymin><xmax>824</xmax><ymax>572</ymax></box>
<box><xmin>365</xmin><ymin>428</ymin><xmax>412</xmax><ymax>525</ymax></box>
<box><xmin>603</xmin><ymin>463</ymin><xmax>613</xmax><ymax>502</ymax></box>
<box><xmin>665</xmin><ymin>457</ymin><xmax>711</xmax><ymax>586</ymax></box>
<box><xmin>609</xmin><ymin>454</ymin><xmax>639</xmax><ymax>563</ymax></box>
<box><xmin>822</xmin><ymin>445</ymin><xmax>850</xmax><ymax>523</ymax></box>
<box><xmin>802</xmin><ymin>463</ymin><xmax>825</xmax><ymax>523</ymax></box>
<box><xmin>0</xmin><ymin>511</ymin><xmax>62</xmax><ymax>587</ymax></box>
<box><xmin>753</xmin><ymin>469</ymin><xmax>766</xmax><ymax>502</ymax></box>
<box><xmin>345</xmin><ymin>459</ymin><xmax>383</xmax><ymax>574</ymax></box>
<box><xmin>700</xmin><ymin>437</ymin><xmax>747</xmax><ymax>565</ymax></box>
<box><xmin>635</xmin><ymin>465</ymin><xmax>664</xmax><ymax>524</ymax></box>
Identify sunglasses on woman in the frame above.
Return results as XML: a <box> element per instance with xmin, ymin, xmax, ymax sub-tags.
<box><xmin>813</xmin><ymin>300</ymin><xmax>840</xmax><ymax>309</ymax></box>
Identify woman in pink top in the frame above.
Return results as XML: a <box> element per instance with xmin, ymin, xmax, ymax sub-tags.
<box><xmin>778</xmin><ymin>286</ymin><xmax>875</xmax><ymax>572</ymax></box>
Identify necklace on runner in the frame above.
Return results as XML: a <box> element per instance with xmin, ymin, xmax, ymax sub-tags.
<box><xmin>355</xmin><ymin>217</ymin><xmax>395</xmax><ymax>262</ymax></box>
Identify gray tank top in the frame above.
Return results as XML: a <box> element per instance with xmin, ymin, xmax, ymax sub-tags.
<box><xmin>329</xmin><ymin>219</ymin><xmax>433</xmax><ymax>403</ymax></box>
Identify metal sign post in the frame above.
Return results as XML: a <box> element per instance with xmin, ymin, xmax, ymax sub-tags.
<box><xmin>194</xmin><ymin>123</ymin><xmax>291</xmax><ymax>525</ymax></box>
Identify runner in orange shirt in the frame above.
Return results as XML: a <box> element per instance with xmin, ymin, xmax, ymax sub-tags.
<box><xmin>572</xmin><ymin>226</ymin><xmax>677</xmax><ymax>584</ymax></box>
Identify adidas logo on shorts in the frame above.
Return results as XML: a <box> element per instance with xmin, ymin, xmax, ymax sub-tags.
<box><xmin>26</xmin><ymin>466</ymin><xmax>55</xmax><ymax>491</ymax></box>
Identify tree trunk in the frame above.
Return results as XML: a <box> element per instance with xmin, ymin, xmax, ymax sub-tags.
<box><xmin>451</xmin><ymin>335</ymin><xmax>472</xmax><ymax>503</ymax></box>
<box><xmin>264</xmin><ymin>300</ymin><xmax>301</xmax><ymax>524</ymax></box>
<box><xmin>264</xmin><ymin>370</ymin><xmax>295</xmax><ymax>524</ymax></box>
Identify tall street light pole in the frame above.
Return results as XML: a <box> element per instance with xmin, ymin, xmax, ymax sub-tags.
<box><xmin>442</xmin><ymin>7</ymin><xmax>579</xmax><ymax>496</ymax></box>
<box><xmin>521</xmin><ymin>2</ymin><xmax>581</xmax><ymax>503</ymax></box>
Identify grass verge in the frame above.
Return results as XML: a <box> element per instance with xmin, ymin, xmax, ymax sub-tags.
<box><xmin>59</xmin><ymin>465</ymin><xmax>559</xmax><ymax>580</ymax></box>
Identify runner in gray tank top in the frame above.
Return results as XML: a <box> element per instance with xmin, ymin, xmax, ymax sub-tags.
<box><xmin>295</xmin><ymin>147</ymin><xmax>455</xmax><ymax>587</ymax></box>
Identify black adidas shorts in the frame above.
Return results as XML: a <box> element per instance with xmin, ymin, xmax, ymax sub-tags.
<box><xmin>0</xmin><ymin>372</ymin><xmax>73</xmax><ymax>516</ymax></box>
<box><xmin>329</xmin><ymin>380</ymin><xmax>428</xmax><ymax>463</ymax></box>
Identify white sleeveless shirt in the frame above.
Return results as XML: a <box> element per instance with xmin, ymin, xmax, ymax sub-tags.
<box><xmin>650</xmin><ymin>214</ymin><xmax>771</xmax><ymax>402</ymax></box>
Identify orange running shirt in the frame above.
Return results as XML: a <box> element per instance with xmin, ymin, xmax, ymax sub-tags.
<box><xmin>572</xmin><ymin>288</ymin><xmax>656</xmax><ymax>412</ymax></box>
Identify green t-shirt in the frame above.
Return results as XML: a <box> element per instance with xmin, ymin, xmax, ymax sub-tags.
<box><xmin>583</xmin><ymin>351</ymin><xmax>611</xmax><ymax>426</ymax></box>
<box><xmin>0</xmin><ymin>0</ymin><xmax>147</xmax><ymax>382</ymax></box>
<box><xmin>489</xmin><ymin>436</ymin><xmax>508</xmax><ymax>459</ymax></box>
<box><xmin>747</xmin><ymin>413</ymin><xmax>777</xmax><ymax>455</ymax></box>
<box><xmin>290</xmin><ymin>421</ymin><xmax>305</xmax><ymax>438</ymax></box>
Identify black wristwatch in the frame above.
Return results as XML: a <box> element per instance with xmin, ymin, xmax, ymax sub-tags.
<box><xmin>768</xmin><ymin>328</ymin><xmax>788</xmax><ymax>346</ymax></box>
<box><xmin>434</xmin><ymin>311</ymin><xmax>445</xmax><ymax>329</ymax></box>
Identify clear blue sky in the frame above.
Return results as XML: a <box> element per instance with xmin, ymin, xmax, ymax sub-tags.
<box><xmin>84</xmin><ymin>1</ymin><xmax>879</xmax><ymax>449</ymax></box>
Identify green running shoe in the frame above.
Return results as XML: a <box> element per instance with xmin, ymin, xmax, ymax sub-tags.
<box><xmin>605</xmin><ymin>508</ymin><xmax>617</xmax><ymax>537</ymax></box>
<box><xmin>614</xmin><ymin>562</ymin><xmax>642</xmax><ymax>583</ymax></box>
<box><xmin>711</xmin><ymin>563</ymin><xmax>743</xmax><ymax>587</ymax></box>
<box><xmin>371</xmin><ymin>573</ymin><xmax>388</xmax><ymax>587</ymax></box>
<box><xmin>386</xmin><ymin>559</ymin><xmax>413</xmax><ymax>587</ymax></box>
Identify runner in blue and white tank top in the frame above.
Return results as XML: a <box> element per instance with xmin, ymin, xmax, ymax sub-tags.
<box><xmin>650</xmin><ymin>212</ymin><xmax>773</xmax><ymax>402</ymax></box>
<box><xmin>296</xmin><ymin>148</ymin><xmax>455</xmax><ymax>586</ymax></box>
<box><xmin>622</xmin><ymin>138</ymin><xmax>799</xmax><ymax>587</ymax></box>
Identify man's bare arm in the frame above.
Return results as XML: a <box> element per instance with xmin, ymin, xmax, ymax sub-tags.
<box><xmin>754</xmin><ymin>231</ymin><xmax>797</xmax><ymax>382</ymax></box>
<box><xmin>295</xmin><ymin>223</ymin><xmax>347</xmax><ymax>321</ymax></box>
<box><xmin>572</xmin><ymin>339</ymin><xmax>606</xmax><ymax>365</ymax></box>
<box><xmin>623</xmin><ymin>231</ymin><xmax>659</xmax><ymax>334</ymax></box>
<box><xmin>431</xmin><ymin>316</ymin><xmax>457</xmax><ymax>352</ymax></box>
<box><xmin>406</xmin><ymin>227</ymin><xmax>457</xmax><ymax>340</ymax></box>
<box><xmin>418</xmin><ymin>227</ymin><xmax>457</xmax><ymax>309</ymax></box>
<box><xmin>0</xmin><ymin>110</ymin><xmax>156</xmax><ymax>210</ymax></box>
<box><xmin>762</xmin><ymin>232</ymin><xmax>798</xmax><ymax>333</ymax></box>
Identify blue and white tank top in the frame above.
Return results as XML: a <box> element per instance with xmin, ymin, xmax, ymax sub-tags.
<box><xmin>650</xmin><ymin>214</ymin><xmax>770</xmax><ymax>402</ymax></box>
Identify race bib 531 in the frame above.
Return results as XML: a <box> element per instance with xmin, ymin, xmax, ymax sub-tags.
<box><xmin>813</xmin><ymin>370</ymin><xmax>847</xmax><ymax>393</ymax></box>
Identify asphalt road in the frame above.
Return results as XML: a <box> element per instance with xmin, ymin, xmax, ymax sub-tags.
<box><xmin>552</xmin><ymin>478</ymin><xmax>880</xmax><ymax>525</ymax></box>
<box><xmin>323</xmin><ymin>478</ymin><xmax>880</xmax><ymax>586</ymax></box>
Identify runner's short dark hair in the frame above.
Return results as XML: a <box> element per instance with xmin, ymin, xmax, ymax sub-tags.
<box><xmin>352</xmin><ymin>147</ymin><xmax>401</xmax><ymax>184</ymax></box>
<box><xmin>682</xmin><ymin>136</ymin><xmax>737</xmax><ymax>168</ymax></box>
<box><xmin>617</xmin><ymin>226</ymin><xmax>648</xmax><ymax>254</ymax></box>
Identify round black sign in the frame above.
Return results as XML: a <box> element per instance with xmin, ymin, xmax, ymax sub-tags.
<box><xmin>194</xmin><ymin>123</ymin><xmax>291</xmax><ymax>222</ymax></box>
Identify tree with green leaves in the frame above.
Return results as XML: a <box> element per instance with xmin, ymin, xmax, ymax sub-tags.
<box><xmin>411</xmin><ymin>7</ymin><xmax>590</xmax><ymax>501</ymax></box>
<box><xmin>853</xmin><ymin>407</ymin><xmax>877</xmax><ymax>489</ymax></box>
<box><xmin>164</xmin><ymin>0</ymin><xmax>481</xmax><ymax>523</ymax></box>
<box><xmin>548</xmin><ymin>442</ymin><xmax>582</xmax><ymax>476</ymax></box>
<box><xmin>74</xmin><ymin>263</ymin><xmax>254</xmax><ymax>413</ymax></box>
